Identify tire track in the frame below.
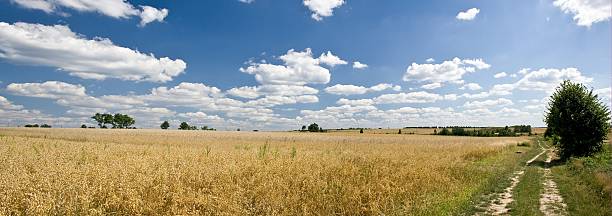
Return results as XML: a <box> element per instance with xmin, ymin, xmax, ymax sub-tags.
<box><xmin>475</xmin><ymin>141</ymin><xmax>546</xmax><ymax>215</ymax></box>
<box><xmin>539</xmin><ymin>150</ymin><xmax>567</xmax><ymax>216</ymax></box>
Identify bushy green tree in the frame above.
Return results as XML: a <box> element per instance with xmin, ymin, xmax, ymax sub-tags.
<box><xmin>91</xmin><ymin>113</ymin><xmax>135</xmax><ymax>129</ymax></box>
<box><xmin>545</xmin><ymin>80</ymin><xmax>610</xmax><ymax>159</ymax></box>
<box><xmin>179</xmin><ymin>122</ymin><xmax>191</xmax><ymax>130</ymax></box>
<box><xmin>112</xmin><ymin>114</ymin><xmax>135</xmax><ymax>129</ymax></box>
<box><xmin>307</xmin><ymin>123</ymin><xmax>319</xmax><ymax>132</ymax></box>
<box><xmin>160</xmin><ymin>121</ymin><xmax>170</xmax><ymax>130</ymax></box>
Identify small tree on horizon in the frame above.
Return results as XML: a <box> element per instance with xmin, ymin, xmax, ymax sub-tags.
<box><xmin>179</xmin><ymin>122</ymin><xmax>190</xmax><ymax>130</ymax></box>
<box><xmin>307</xmin><ymin>123</ymin><xmax>319</xmax><ymax>132</ymax></box>
<box><xmin>160</xmin><ymin>121</ymin><xmax>170</xmax><ymax>130</ymax></box>
<box><xmin>545</xmin><ymin>80</ymin><xmax>610</xmax><ymax>160</ymax></box>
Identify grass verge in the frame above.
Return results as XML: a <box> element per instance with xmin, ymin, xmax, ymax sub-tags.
<box><xmin>552</xmin><ymin>143</ymin><xmax>612</xmax><ymax>216</ymax></box>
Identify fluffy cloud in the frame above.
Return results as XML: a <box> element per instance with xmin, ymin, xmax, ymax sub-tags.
<box><xmin>139</xmin><ymin>6</ymin><xmax>169</xmax><ymax>27</ymax></box>
<box><xmin>300</xmin><ymin>104</ymin><xmax>377</xmax><ymax>121</ymax></box>
<box><xmin>494</xmin><ymin>72</ymin><xmax>508</xmax><ymax>78</ymax></box>
<box><xmin>0</xmin><ymin>22</ymin><xmax>186</xmax><ymax>82</ymax></box>
<box><xmin>353</xmin><ymin>61</ymin><xmax>368</xmax><ymax>69</ymax></box>
<box><xmin>370</xmin><ymin>83</ymin><xmax>402</xmax><ymax>92</ymax></box>
<box><xmin>246</xmin><ymin>95</ymin><xmax>319</xmax><ymax>107</ymax></box>
<box><xmin>336</xmin><ymin>98</ymin><xmax>374</xmax><ymax>106</ymax></box>
<box><xmin>325</xmin><ymin>84</ymin><xmax>368</xmax><ymax>95</ymax></box>
<box><xmin>463</xmin><ymin>98</ymin><xmax>514</xmax><ymax>109</ymax></box>
<box><xmin>143</xmin><ymin>82</ymin><xmax>227</xmax><ymax>108</ymax></box>
<box><xmin>235</xmin><ymin>49</ymin><xmax>344</xmax><ymax>101</ymax></box>
<box><xmin>456</xmin><ymin>8</ymin><xmax>480</xmax><ymax>21</ymax></box>
<box><xmin>227</xmin><ymin>85</ymin><xmax>318</xmax><ymax>99</ymax></box>
<box><xmin>403</xmin><ymin>57</ymin><xmax>490</xmax><ymax>85</ymax></box>
<box><xmin>6</xmin><ymin>81</ymin><xmax>141</xmax><ymax>110</ymax></box>
<box><xmin>303</xmin><ymin>0</ymin><xmax>345</xmax><ymax>21</ymax></box>
<box><xmin>11</xmin><ymin>0</ymin><xmax>168</xmax><ymax>26</ymax></box>
<box><xmin>3</xmin><ymin>81</ymin><xmax>319</xmax><ymax>128</ymax></box>
<box><xmin>325</xmin><ymin>83</ymin><xmax>401</xmax><ymax>95</ymax></box>
<box><xmin>178</xmin><ymin>112</ymin><xmax>223</xmax><ymax>121</ymax></box>
<box><xmin>0</xmin><ymin>96</ymin><xmax>24</xmax><ymax>110</ymax></box>
<box><xmin>488</xmin><ymin>84</ymin><xmax>514</xmax><ymax>96</ymax></box>
<box><xmin>373</xmin><ymin>91</ymin><xmax>444</xmax><ymax>104</ymax></box>
<box><xmin>553</xmin><ymin>0</ymin><xmax>611</xmax><ymax>27</ymax></box>
<box><xmin>6</xmin><ymin>81</ymin><xmax>86</xmax><ymax>99</ymax></box>
<box><xmin>460</xmin><ymin>83</ymin><xmax>482</xmax><ymax>91</ymax></box>
<box><xmin>0</xmin><ymin>98</ymin><xmax>74</xmax><ymax>127</ymax></box>
<box><xmin>318</xmin><ymin>51</ymin><xmax>348</xmax><ymax>67</ymax></box>
<box><xmin>240</xmin><ymin>48</ymin><xmax>343</xmax><ymax>85</ymax></box>
<box><xmin>514</xmin><ymin>68</ymin><xmax>592</xmax><ymax>92</ymax></box>
<box><xmin>422</xmin><ymin>83</ymin><xmax>442</xmax><ymax>90</ymax></box>
<box><xmin>461</xmin><ymin>67</ymin><xmax>592</xmax><ymax>100</ymax></box>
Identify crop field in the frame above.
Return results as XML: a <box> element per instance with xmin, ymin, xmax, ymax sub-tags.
<box><xmin>0</xmin><ymin>128</ymin><xmax>535</xmax><ymax>215</ymax></box>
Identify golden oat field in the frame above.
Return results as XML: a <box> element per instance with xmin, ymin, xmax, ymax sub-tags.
<box><xmin>0</xmin><ymin>128</ymin><xmax>533</xmax><ymax>215</ymax></box>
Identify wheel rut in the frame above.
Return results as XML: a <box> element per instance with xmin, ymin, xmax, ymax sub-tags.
<box><xmin>475</xmin><ymin>141</ymin><xmax>546</xmax><ymax>215</ymax></box>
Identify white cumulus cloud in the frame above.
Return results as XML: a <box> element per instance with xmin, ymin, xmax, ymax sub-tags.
<box><xmin>11</xmin><ymin>0</ymin><xmax>169</xmax><ymax>26</ymax></box>
<box><xmin>303</xmin><ymin>0</ymin><xmax>345</xmax><ymax>21</ymax></box>
<box><xmin>494</xmin><ymin>72</ymin><xmax>508</xmax><ymax>78</ymax></box>
<box><xmin>463</xmin><ymin>98</ymin><xmax>514</xmax><ymax>109</ymax></box>
<box><xmin>352</xmin><ymin>61</ymin><xmax>368</xmax><ymax>69</ymax></box>
<box><xmin>139</xmin><ymin>6</ymin><xmax>169</xmax><ymax>27</ymax></box>
<box><xmin>240</xmin><ymin>48</ymin><xmax>340</xmax><ymax>85</ymax></box>
<box><xmin>318</xmin><ymin>51</ymin><xmax>348</xmax><ymax>67</ymax></box>
<box><xmin>0</xmin><ymin>22</ymin><xmax>186</xmax><ymax>82</ymax></box>
<box><xmin>514</xmin><ymin>68</ymin><xmax>592</xmax><ymax>92</ymax></box>
<box><xmin>6</xmin><ymin>81</ymin><xmax>87</xmax><ymax>99</ymax></box>
<box><xmin>456</xmin><ymin>8</ymin><xmax>480</xmax><ymax>21</ymax></box>
<box><xmin>422</xmin><ymin>83</ymin><xmax>442</xmax><ymax>90</ymax></box>
<box><xmin>460</xmin><ymin>83</ymin><xmax>482</xmax><ymax>91</ymax></box>
<box><xmin>325</xmin><ymin>83</ymin><xmax>401</xmax><ymax>95</ymax></box>
<box><xmin>373</xmin><ymin>91</ymin><xmax>444</xmax><ymax>104</ymax></box>
<box><xmin>227</xmin><ymin>85</ymin><xmax>318</xmax><ymax>99</ymax></box>
<box><xmin>403</xmin><ymin>57</ymin><xmax>490</xmax><ymax>85</ymax></box>
<box><xmin>553</xmin><ymin>0</ymin><xmax>611</xmax><ymax>27</ymax></box>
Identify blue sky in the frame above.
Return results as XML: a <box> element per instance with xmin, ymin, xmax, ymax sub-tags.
<box><xmin>0</xmin><ymin>0</ymin><xmax>610</xmax><ymax>130</ymax></box>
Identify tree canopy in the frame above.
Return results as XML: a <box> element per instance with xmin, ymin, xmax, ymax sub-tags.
<box><xmin>307</xmin><ymin>123</ymin><xmax>319</xmax><ymax>132</ymax></box>
<box><xmin>545</xmin><ymin>80</ymin><xmax>610</xmax><ymax>159</ymax></box>
<box><xmin>91</xmin><ymin>113</ymin><xmax>135</xmax><ymax>129</ymax></box>
<box><xmin>160</xmin><ymin>121</ymin><xmax>170</xmax><ymax>130</ymax></box>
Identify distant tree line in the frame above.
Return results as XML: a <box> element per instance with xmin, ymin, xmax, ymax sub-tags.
<box><xmin>164</xmin><ymin>121</ymin><xmax>216</xmax><ymax>131</ymax></box>
<box><xmin>434</xmin><ymin>125</ymin><xmax>532</xmax><ymax>137</ymax></box>
<box><xmin>24</xmin><ymin>124</ymin><xmax>52</xmax><ymax>128</ymax></box>
<box><xmin>511</xmin><ymin>125</ymin><xmax>532</xmax><ymax>133</ymax></box>
<box><xmin>91</xmin><ymin>113</ymin><xmax>136</xmax><ymax>129</ymax></box>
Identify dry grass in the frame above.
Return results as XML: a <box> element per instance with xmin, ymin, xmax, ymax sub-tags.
<box><xmin>0</xmin><ymin>128</ymin><xmax>529</xmax><ymax>215</ymax></box>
